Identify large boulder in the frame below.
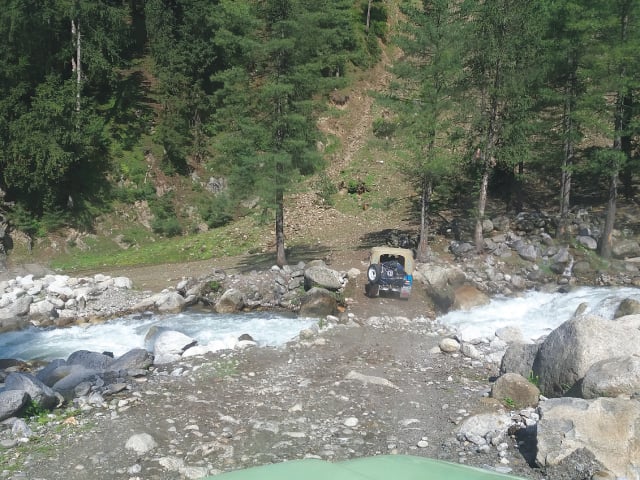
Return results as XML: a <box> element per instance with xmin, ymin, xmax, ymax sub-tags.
<box><xmin>490</xmin><ymin>372</ymin><xmax>540</xmax><ymax>409</ymax></box>
<box><xmin>50</xmin><ymin>365</ymin><xmax>101</xmax><ymax>401</ymax></box>
<box><xmin>4</xmin><ymin>372</ymin><xmax>59</xmax><ymax>410</ymax></box>
<box><xmin>67</xmin><ymin>350</ymin><xmax>114</xmax><ymax>371</ymax></box>
<box><xmin>298</xmin><ymin>287</ymin><xmax>338</xmax><ymax>318</ymax></box>
<box><xmin>500</xmin><ymin>343</ymin><xmax>540</xmax><ymax>378</ymax></box>
<box><xmin>452</xmin><ymin>285</ymin><xmax>490</xmax><ymax>311</ymax></box>
<box><xmin>536</xmin><ymin>397</ymin><xmax>640</xmax><ymax>479</ymax></box>
<box><xmin>152</xmin><ymin>330</ymin><xmax>197</xmax><ymax>365</ymax></box>
<box><xmin>109</xmin><ymin>348</ymin><xmax>154</xmax><ymax>372</ymax></box>
<box><xmin>0</xmin><ymin>390</ymin><xmax>29</xmax><ymax>421</ymax></box>
<box><xmin>456</xmin><ymin>411</ymin><xmax>512</xmax><ymax>447</ymax></box>
<box><xmin>134</xmin><ymin>292</ymin><xmax>186</xmax><ymax>313</ymax></box>
<box><xmin>580</xmin><ymin>354</ymin><xmax>640</xmax><ymax>399</ymax></box>
<box><xmin>614</xmin><ymin>298</ymin><xmax>640</xmax><ymax>318</ymax></box>
<box><xmin>0</xmin><ymin>295</ymin><xmax>32</xmax><ymax>326</ymax></box>
<box><xmin>532</xmin><ymin>314</ymin><xmax>640</xmax><ymax>397</ymax></box>
<box><xmin>414</xmin><ymin>264</ymin><xmax>466</xmax><ymax>312</ymax></box>
<box><xmin>215</xmin><ymin>288</ymin><xmax>244</xmax><ymax>313</ymax></box>
<box><xmin>303</xmin><ymin>266</ymin><xmax>343</xmax><ymax>291</ymax></box>
<box><xmin>612</xmin><ymin>239</ymin><xmax>640</xmax><ymax>259</ymax></box>
<box><xmin>514</xmin><ymin>242</ymin><xmax>538</xmax><ymax>262</ymax></box>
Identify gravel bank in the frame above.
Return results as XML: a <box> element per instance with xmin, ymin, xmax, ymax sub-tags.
<box><xmin>2</xmin><ymin>315</ymin><xmax>544</xmax><ymax>480</ymax></box>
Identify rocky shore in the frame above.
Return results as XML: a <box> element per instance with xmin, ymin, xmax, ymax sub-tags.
<box><xmin>1</xmin><ymin>313</ymin><xmax>547</xmax><ymax>480</ymax></box>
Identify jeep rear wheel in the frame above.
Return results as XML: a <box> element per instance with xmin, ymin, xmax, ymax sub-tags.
<box><xmin>367</xmin><ymin>264</ymin><xmax>381</xmax><ymax>283</ymax></box>
<box><xmin>365</xmin><ymin>283</ymin><xmax>380</xmax><ymax>298</ymax></box>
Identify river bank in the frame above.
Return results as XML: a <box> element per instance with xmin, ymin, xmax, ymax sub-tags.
<box><xmin>1</xmin><ymin>314</ymin><xmax>546</xmax><ymax>480</ymax></box>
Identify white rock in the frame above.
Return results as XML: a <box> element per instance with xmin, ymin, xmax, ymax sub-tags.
<box><xmin>440</xmin><ymin>337</ymin><xmax>461</xmax><ymax>353</ymax></box>
<box><xmin>125</xmin><ymin>432</ymin><xmax>157</xmax><ymax>454</ymax></box>
<box><xmin>343</xmin><ymin>417</ymin><xmax>359</xmax><ymax>428</ymax></box>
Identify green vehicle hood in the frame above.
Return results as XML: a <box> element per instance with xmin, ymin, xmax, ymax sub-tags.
<box><xmin>205</xmin><ymin>455</ymin><xmax>525</xmax><ymax>480</ymax></box>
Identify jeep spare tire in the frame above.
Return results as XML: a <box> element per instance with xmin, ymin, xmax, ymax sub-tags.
<box><xmin>367</xmin><ymin>264</ymin><xmax>381</xmax><ymax>283</ymax></box>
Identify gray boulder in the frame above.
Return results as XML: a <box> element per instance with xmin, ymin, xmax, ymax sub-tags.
<box><xmin>109</xmin><ymin>348</ymin><xmax>154</xmax><ymax>372</ymax></box>
<box><xmin>542</xmin><ymin>448</ymin><xmax>604</xmax><ymax>480</ymax></box>
<box><xmin>215</xmin><ymin>288</ymin><xmax>244</xmax><ymax>313</ymax></box>
<box><xmin>515</xmin><ymin>242</ymin><xmax>538</xmax><ymax>262</ymax></box>
<box><xmin>51</xmin><ymin>365</ymin><xmax>100</xmax><ymax>401</ymax></box>
<box><xmin>303</xmin><ymin>266</ymin><xmax>343</xmax><ymax>291</ymax></box>
<box><xmin>576</xmin><ymin>235</ymin><xmax>598</xmax><ymax>250</ymax></box>
<box><xmin>134</xmin><ymin>291</ymin><xmax>186</xmax><ymax>313</ymax></box>
<box><xmin>0</xmin><ymin>390</ymin><xmax>29</xmax><ymax>421</ymax></box>
<box><xmin>0</xmin><ymin>295</ymin><xmax>32</xmax><ymax>325</ymax></box>
<box><xmin>35</xmin><ymin>359</ymin><xmax>68</xmax><ymax>386</ymax></box>
<box><xmin>490</xmin><ymin>372</ymin><xmax>540</xmax><ymax>409</ymax></box>
<box><xmin>500</xmin><ymin>343</ymin><xmax>540</xmax><ymax>378</ymax></box>
<box><xmin>4</xmin><ymin>372</ymin><xmax>59</xmax><ymax>410</ymax></box>
<box><xmin>580</xmin><ymin>355</ymin><xmax>640</xmax><ymax>399</ymax></box>
<box><xmin>532</xmin><ymin>314</ymin><xmax>640</xmax><ymax>397</ymax></box>
<box><xmin>495</xmin><ymin>326</ymin><xmax>525</xmax><ymax>344</ymax></box>
<box><xmin>298</xmin><ymin>287</ymin><xmax>338</xmax><ymax>318</ymax></box>
<box><xmin>536</xmin><ymin>397</ymin><xmax>640</xmax><ymax>479</ymax></box>
<box><xmin>612</xmin><ymin>239</ymin><xmax>640</xmax><ymax>259</ymax></box>
<box><xmin>29</xmin><ymin>299</ymin><xmax>58</xmax><ymax>319</ymax></box>
<box><xmin>614</xmin><ymin>297</ymin><xmax>640</xmax><ymax>319</ymax></box>
<box><xmin>67</xmin><ymin>350</ymin><xmax>114</xmax><ymax>371</ymax></box>
<box><xmin>452</xmin><ymin>285</ymin><xmax>490</xmax><ymax>311</ymax></box>
<box><xmin>549</xmin><ymin>247</ymin><xmax>572</xmax><ymax>274</ymax></box>
<box><xmin>414</xmin><ymin>264</ymin><xmax>466</xmax><ymax>312</ymax></box>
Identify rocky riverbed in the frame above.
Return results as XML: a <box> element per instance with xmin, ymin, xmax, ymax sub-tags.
<box><xmin>1</xmin><ymin>313</ymin><xmax>547</xmax><ymax>480</ymax></box>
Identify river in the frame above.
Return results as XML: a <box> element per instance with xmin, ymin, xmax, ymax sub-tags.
<box><xmin>1</xmin><ymin>286</ymin><xmax>639</xmax><ymax>362</ymax></box>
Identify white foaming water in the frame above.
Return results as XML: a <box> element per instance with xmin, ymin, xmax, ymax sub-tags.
<box><xmin>0</xmin><ymin>312</ymin><xmax>317</xmax><ymax>362</ymax></box>
<box><xmin>438</xmin><ymin>286</ymin><xmax>640</xmax><ymax>342</ymax></box>
<box><xmin>2</xmin><ymin>286</ymin><xmax>639</xmax><ymax>362</ymax></box>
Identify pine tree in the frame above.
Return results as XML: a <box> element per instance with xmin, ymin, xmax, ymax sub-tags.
<box><xmin>460</xmin><ymin>0</ymin><xmax>544</xmax><ymax>253</ymax></box>
<box><xmin>392</xmin><ymin>0</ymin><xmax>465</xmax><ymax>261</ymax></box>
<box><xmin>213</xmin><ymin>0</ymin><xmax>356</xmax><ymax>266</ymax></box>
<box><xmin>596</xmin><ymin>0</ymin><xmax>640</xmax><ymax>258</ymax></box>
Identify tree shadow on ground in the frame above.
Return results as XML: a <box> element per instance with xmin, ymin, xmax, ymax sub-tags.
<box><xmin>359</xmin><ymin>228</ymin><xmax>416</xmax><ymax>249</ymax></box>
<box><xmin>226</xmin><ymin>228</ymin><xmax>420</xmax><ymax>274</ymax></box>
<box><xmin>226</xmin><ymin>244</ymin><xmax>333</xmax><ymax>273</ymax></box>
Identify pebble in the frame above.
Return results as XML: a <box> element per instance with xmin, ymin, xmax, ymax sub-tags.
<box><xmin>343</xmin><ymin>417</ymin><xmax>359</xmax><ymax>428</ymax></box>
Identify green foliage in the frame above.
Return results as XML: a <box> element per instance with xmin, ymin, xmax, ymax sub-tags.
<box><xmin>192</xmin><ymin>358</ymin><xmax>239</xmax><ymax>380</ymax></box>
<box><xmin>372</xmin><ymin>117</ymin><xmax>397</xmax><ymax>138</ymax></box>
<box><xmin>346</xmin><ymin>178</ymin><xmax>370</xmax><ymax>195</ymax></box>
<box><xmin>199</xmin><ymin>193</ymin><xmax>234</xmax><ymax>229</ymax></box>
<box><xmin>150</xmin><ymin>193</ymin><xmax>182</xmax><ymax>237</ymax></box>
<box><xmin>206</xmin><ymin>280</ymin><xmax>222</xmax><ymax>293</ymax></box>
<box><xmin>1</xmin><ymin>0</ymin><xmax>640</xmax><ymax>261</ymax></box>
<box><xmin>314</xmin><ymin>174</ymin><xmax>338</xmax><ymax>206</ymax></box>
<box><xmin>528</xmin><ymin>371</ymin><xmax>540</xmax><ymax>387</ymax></box>
<box><xmin>21</xmin><ymin>400</ymin><xmax>48</xmax><ymax>420</ymax></box>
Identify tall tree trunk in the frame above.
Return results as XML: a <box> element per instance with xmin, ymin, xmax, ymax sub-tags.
<box><xmin>475</xmin><ymin>167</ymin><xmax>490</xmax><ymax>253</ymax></box>
<box><xmin>599</xmin><ymin>172</ymin><xmax>617</xmax><ymax>259</ymax></box>
<box><xmin>600</xmin><ymin>4</ymin><xmax>630</xmax><ymax>259</ymax></box>
<box><xmin>475</xmin><ymin>71</ymin><xmax>499</xmax><ymax>254</ymax></box>
<box><xmin>600</xmin><ymin>93</ymin><xmax>626</xmax><ymax>259</ymax></box>
<box><xmin>416</xmin><ymin>176</ymin><xmax>432</xmax><ymax>262</ymax></box>
<box><xmin>512</xmin><ymin>161</ymin><xmax>524</xmax><ymax>213</ymax></box>
<box><xmin>275</xmin><ymin>185</ymin><xmax>287</xmax><ymax>267</ymax></box>
<box><xmin>366</xmin><ymin>0</ymin><xmax>372</xmax><ymax>32</ymax></box>
<box><xmin>71</xmin><ymin>19</ymin><xmax>81</xmax><ymax>113</ymax></box>
<box><xmin>558</xmin><ymin>63</ymin><xmax>577</xmax><ymax>240</ymax></box>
